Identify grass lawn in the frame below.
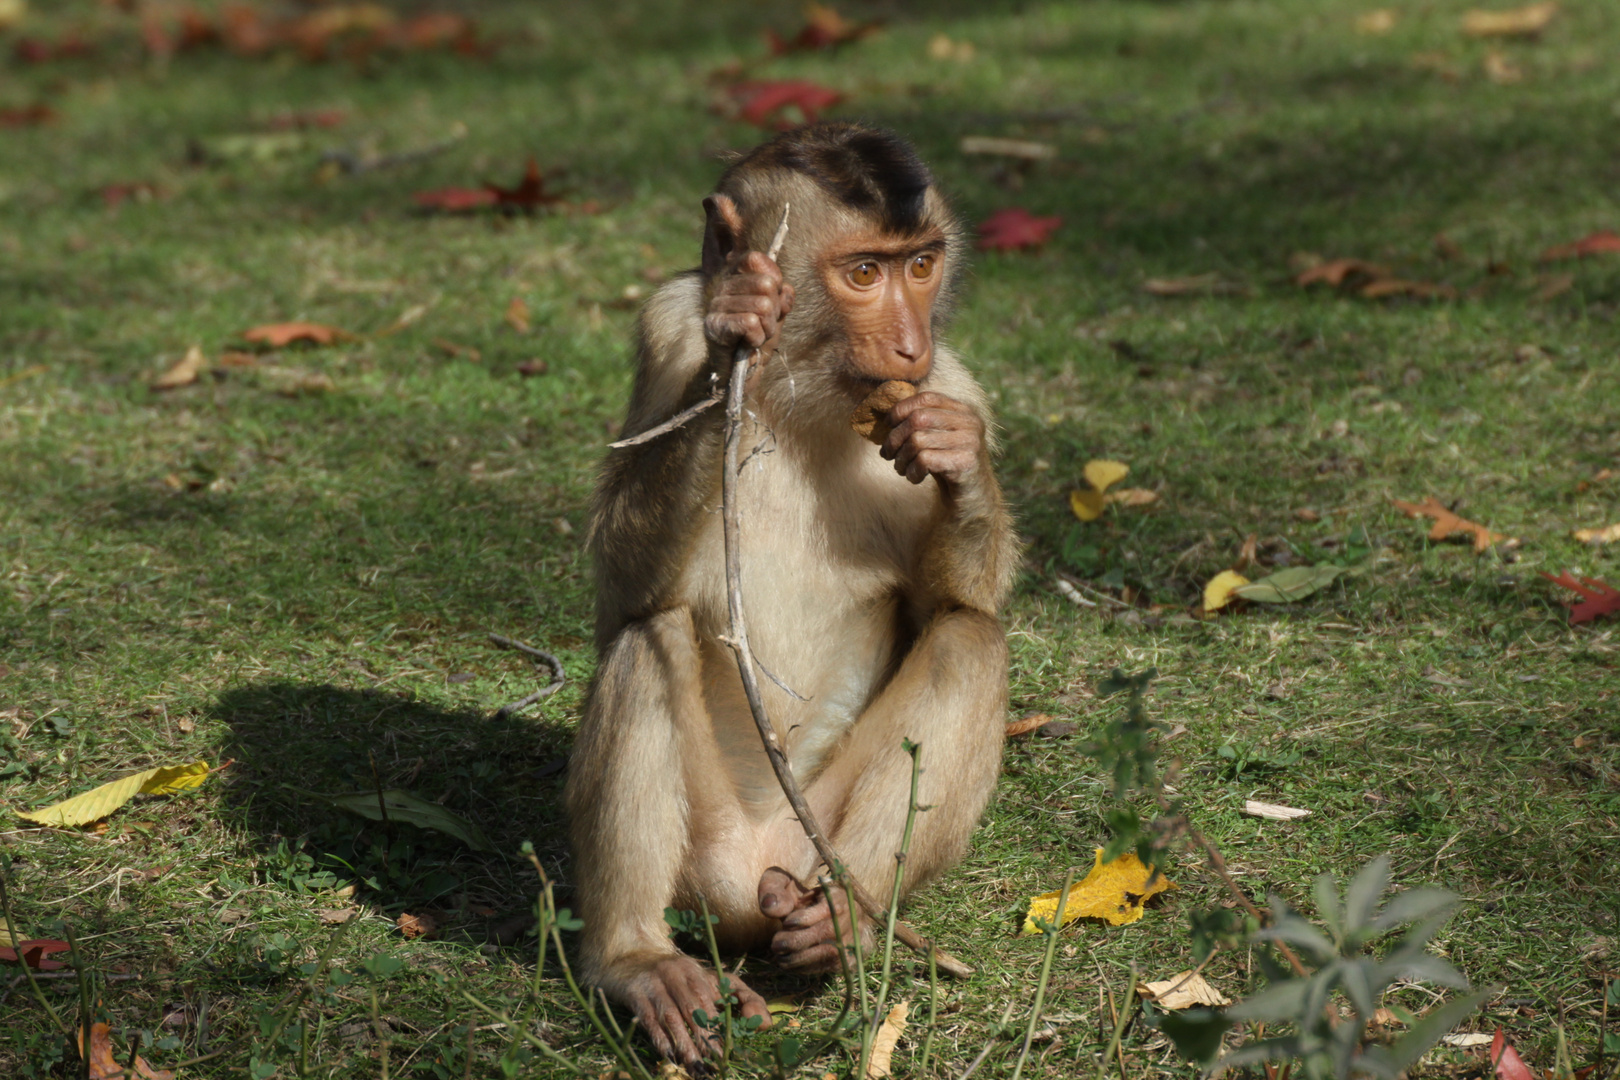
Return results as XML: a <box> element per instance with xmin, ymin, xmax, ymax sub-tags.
<box><xmin>2</xmin><ymin>0</ymin><xmax>1617</xmax><ymax>1076</ymax></box>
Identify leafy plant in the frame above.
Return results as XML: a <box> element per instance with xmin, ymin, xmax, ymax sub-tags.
<box><xmin>1161</xmin><ymin>856</ymin><xmax>1491</xmax><ymax>1078</ymax></box>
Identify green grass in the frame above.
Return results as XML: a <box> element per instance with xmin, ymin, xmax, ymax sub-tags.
<box><xmin>2</xmin><ymin>1</ymin><xmax>1618</xmax><ymax>1076</ymax></box>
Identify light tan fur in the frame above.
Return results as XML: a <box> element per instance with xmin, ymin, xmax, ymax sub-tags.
<box><xmin>568</xmin><ymin>131</ymin><xmax>1018</xmax><ymax>1064</ymax></box>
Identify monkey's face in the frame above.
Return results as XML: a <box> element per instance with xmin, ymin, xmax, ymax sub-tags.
<box><xmin>818</xmin><ymin>231</ymin><xmax>946</xmax><ymax>386</ymax></box>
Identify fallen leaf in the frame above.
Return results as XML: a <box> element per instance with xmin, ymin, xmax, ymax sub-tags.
<box><xmin>1037</xmin><ymin>720</ymin><xmax>1077</xmax><ymax>738</ymax></box>
<box><xmin>1203</xmin><ymin>570</ymin><xmax>1251</xmax><ymax>613</ymax></box>
<box><xmin>865</xmin><ymin>999</ymin><xmax>909</xmax><ymax>1078</ymax></box>
<box><xmin>1242</xmin><ymin>800</ymin><xmax>1311</xmax><ymax>821</ymax></box>
<box><xmin>1483</xmin><ymin>50</ymin><xmax>1523</xmax><ymax>83</ymax></box>
<box><xmin>1234</xmin><ymin>533</ymin><xmax>1259</xmax><ymax>573</ymax></box>
<box><xmin>959</xmin><ymin>135</ymin><xmax>1055</xmax><ymax>160</ymax></box>
<box><xmin>766</xmin><ymin>4</ymin><xmax>880</xmax><ymax>55</ymax></box>
<box><xmin>729</xmin><ymin>80</ymin><xmax>844</xmax><ymax>128</ymax></box>
<box><xmin>1541</xmin><ymin>572</ymin><xmax>1620</xmax><ymax>624</ymax></box>
<box><xmin>1141</xmin><ymin>274</ymin><xmax>1246</xmax><ymax>297</ymax></box>
<box><xmin>1370</xmin><ymin>1007</ymin><xmax>1404</xmax><ymax>1028</ymax></box>
<box><xmin>977</xmin><ymin>207</ymin><xmax>1062</xmax><ymax>251</ymax></box>
<box><xmin>0</xmin><ymin>938</ymin><xmax>70</xmax><ymax>970</ymax></box>
<box><xmin>927</xmin><ymin>33</ymin><xmax>976</xmax><ymax>62</ymax></box>
<box><xmin>1533</xmin><ymin>273</ymin><xmax>1575</xmax><ymax>301</ymax></box>
<box><xmin>1296</xmin><ymin>258</ymin><xmax>1389</xmax><ymax>287</ymax></box>
<box><xmin>265</xmin><ymin>108</ymin><xmax>348</xmax><ymax>131</ymax></box>
<box><xmin>0</xmin><ymin>1</ymin><xmax>26</xmax><ymax>32</ymax></box>
<box><xmin>242</xmin><ymin>322</ymin><xmax>349</xmax><ymax>348</ymax></box>
<box><xmin>1107</xmin><ymin>488</ymin><xmax>1158</xmax><ymax>507</ymax></box>
<box><xmin>80</xmin><ymin>1021</ymin><xmax>173</xmax><ymax>1080</ymax></box>
<box><xmin>151</xmin><ymin>345</ymin><xmax>207</xmax><ymax>390</ymax></box>
<box><xmin>1574</xmin><ymin>524</ymin><xmax>1620</xmax><ymax>545</ymax></box>
<box><xmin>1084</xmin><ymin>459</ymin><xmax>1129</xmax><ymax>492</ymax></box>
<box><xmin>1360</xmin><ymin>278</ymin><xmax>1456</xmax><ymax>300</ymax></box>
<box><xmin>397</xmin><ymin>911</ymin><xmax>437</xmax><ymax>938</ymax></box>
<box><xmin>1392</xmin><ymin>496</ymin><xmax>1513</xmax><ymax>552</ymax></box>
<box><xmin>18</xmin><ymin>760</ymin><xmax>211</xmax><ymax>827</ymax></box>
<box><xmin>413</xmin><ymin>186</ymin><xmax>498</xmax><ymax>212</ymax></box>
<box><xmin>1141</xmin><ymin>971</ymin><xmax>1232</xmax><ymax>1010</ymax></box>
<box><xmin>1356</xmin><ymin>9</ymin><xmax>1397</xmax><ymax>34</ymax></box>
<box><xmin>1295</xmin><ymin>507</ymin><xmax>1321</xmax><ymax>522</ymax></box>
<box><xmin>1444</xmin><ymin>1033</ymin><xmax>1495</xmax><ymax>1047</ymax></box>
<box><xmin>487</xmin><ymin>158</ymin><xmax>565</xmax><ymax>212</ymax></box>
<box><xmin>1490</xmin><ymin>1028</ymin><xmax>1536</xmax><ymax>1080</ymax></box>
<box><xmin>517</xmin><ymin>359</ymin><xmax>549</xmax><ymax>377</ymax></box>
<box><xmin>1463</xmin><ymin>2</ymin><xmax>1558</xmax><ymax>38</ymax></box>
<box><xmin>1006</xmin><ymin>713</ymin><xmax>1053</xmax><ymax>738</ymax></box>
<box><xmin>1069</xmin><ymin>460</ymin><xmax>1129</xmax><ymax>522</ymax></box>
<box><xmin>434</xmin><ymin>339</ymin><xmax>482</xmax><ymax>362</ymax></box>
<box><xmin>100</xmin><ymin>182</ymin><xmax>165</xmax><ymax>209</ymax></box>
<box><xmin>1020</xmin><ymin>849</ymin><xmax>1176</xmax><ymax>934</ymax></box>
<box><xmin>506</xmin><ymin>297</ymin><xmax>531</xmax><ymax>333</ymax></box>
<box><xmin>0</xmin><ymin>103</ymin><xmax>56</xmax><ymax>128</ymax></box>
<box><xmin>0</xmin><ymin>918</ymin><xmax>17</xmax><ymax>947</ymax></box>
<box><xmin>290</xmin><ymin>787</ymin><xmax>494</xmax><ymax>851</ymax></box>
<box><xmin>319</xmin><ymin>909</ymin><xmax>356</xmax><ymax>925</ymax></box>
<box><xmin>1231</xmin><ymin>565</ymin><xmax>1346</xmax><ymax>604</ymax></box>
<box><xmin>1539</xmin><ymin>230</ymin><xmax>1620</xmax><ymax>261</ymax></box>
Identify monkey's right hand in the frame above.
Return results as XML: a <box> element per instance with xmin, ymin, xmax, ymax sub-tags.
<box><xmin>704</xmin><ymin>249</ymin><xmax>795</xmax><ymax>356</ymax></box>
<box><xmin>621</xmin><ymin>953</ymin><xmax>771</xmax><ymax>1067</ymax></box>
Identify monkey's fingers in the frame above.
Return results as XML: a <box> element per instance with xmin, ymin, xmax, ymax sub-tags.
<box><xmin>758</xmin><ymin>865</ymin><xmax>816</xmax><ymax>919</ymax></box>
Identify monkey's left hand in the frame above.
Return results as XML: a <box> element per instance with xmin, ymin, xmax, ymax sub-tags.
<box><xmin>879</xmin><ymin>391</ymin><xmax>987</xmax><ymax>492</ymax></box>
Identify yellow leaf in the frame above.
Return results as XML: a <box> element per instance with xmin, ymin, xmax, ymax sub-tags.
<box><xmin>1462</xmin><ymin>2</ymin><xmax>1558</xmax><ymax>38</ymax></box>
<box><xmin>1083</xmin><ymin>459</ymin><xmax>1130</xmax><ymax>494</ymax></box>
<box><xmin>0</xmin><ymin>917</ymin><xmax>19</xmax><ymax>947</ymax></box>
<box><xmin>1021</xmin><ymin>849</ymin><xmax>1176</xmax><ymax>934</ymax></box>
<box><xmin>18</xmin><ymin>760</ymin><xmax>211</xmax><ymax>827</ymax></box>
<box><xmin>865</xmin><ymin>1000</ymin><xmax>909</xmax><ymax>1078</ymax></box>
<box><xmin>1203</xmin><ymin>570</ymin><xmax>1250</xmax><ymax>613</ymax></box>
<box><xmin>151</xmin><ymin>345</ymin><xmax>207</xmax><ymax>391</ymax></box>
<box><xmin>1069</xmin><ymin>488</ymin><xmax>1106</xmax><ymax>522</ymax></box>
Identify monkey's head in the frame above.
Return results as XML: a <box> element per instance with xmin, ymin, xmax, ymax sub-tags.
<box><xmin>702</xmin><ymin>123</ymin><xmax>965</xmax><ymax>396</ymax></box>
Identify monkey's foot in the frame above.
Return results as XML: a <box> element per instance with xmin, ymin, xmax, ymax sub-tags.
<box><xmin>758</xmin><ymin>866</ymin><xmax>875</xmax><ymax>972</ymax></box>
<box><xmin>618</xmin><ymin>952</ymin><xmax>770</xmax><ymax>1068</ymax></box>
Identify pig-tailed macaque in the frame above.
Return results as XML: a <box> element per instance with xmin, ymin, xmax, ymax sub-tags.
<box><xmin>566</xmin><ymin>122</ymin><xmax>1018</xmax><ymax>1066</ymax></box>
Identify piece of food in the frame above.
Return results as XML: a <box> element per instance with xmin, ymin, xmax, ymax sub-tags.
<box><xmin>850</xmin><ymin>380</ymin><xmax>918</xmax><ymax>444</ymax></box>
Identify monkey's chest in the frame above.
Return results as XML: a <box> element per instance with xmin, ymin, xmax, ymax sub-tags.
<box><xmin>682</xmin><ymin>450</ymin><xmax>934</xmax><ymax>800</ymax></box>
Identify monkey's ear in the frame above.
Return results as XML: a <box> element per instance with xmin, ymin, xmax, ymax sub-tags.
<box><xmin>701</xmin><ymin>194</ymin><xmax>745</xmax><ymax>277</ymax></box>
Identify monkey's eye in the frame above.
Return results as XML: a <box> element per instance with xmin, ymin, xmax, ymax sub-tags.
<box><xmin>849</xmin><ymin>262</ymin><xmax>880</xmax><ymax>287</ymax></box>
<box><xmin>910</xmin><ymin>254</ymin><xmax>936</xmax><ymax>280</ymax></box>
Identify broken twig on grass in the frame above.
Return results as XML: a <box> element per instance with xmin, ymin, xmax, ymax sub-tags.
<box><xmin>717</xmin><ymin>205</ymin><xmax>974</xmax><ymax>980</ymax></box>
<box><xmin>488</xmin><ymin>633</ymin><xmax>566</xmax><ymax>719</ymax></box>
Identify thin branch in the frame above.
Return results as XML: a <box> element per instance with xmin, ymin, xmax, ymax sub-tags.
<box><xmin>717</xmin><ymin>205</ymin><xmax>974</xmax><ymax>980</ymax></box>
<box><xmin>607</xmin><ymin>381</ymin><xmax>724</xmax><ymax>449</ymax></box>
<box><xmin>488</xmin><ymin>633</ymin><xmax>566</xmax><ymax>719</ymax></box>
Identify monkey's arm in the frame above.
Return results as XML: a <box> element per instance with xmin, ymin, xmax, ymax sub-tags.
<box><xmin>882</xmin><ymin>391</ymin><xmax>1020</xmax><ymax>614</ymax></box>
<box><xmin>588</xmin><ymin>275</ymin><xmax>729</xmax><ymax>648</ymax></box>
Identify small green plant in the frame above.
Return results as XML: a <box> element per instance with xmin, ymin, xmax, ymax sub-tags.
<box><xmin>1160</xmin><ymin>856</ymin><xmax>1492</xmax><ymax>1078</ymax></box>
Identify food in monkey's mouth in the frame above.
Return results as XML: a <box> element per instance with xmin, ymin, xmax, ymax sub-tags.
<box><xmin>850</xmin><ymin>379</ymin><xmax>918</xmax><ymax>444</ymax></box>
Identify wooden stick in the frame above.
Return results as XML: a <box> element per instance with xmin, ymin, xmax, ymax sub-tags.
<box><xmin>718</xmin><ymin>205</ymin><xmax>974</xmax><ymax>980</ymax></box>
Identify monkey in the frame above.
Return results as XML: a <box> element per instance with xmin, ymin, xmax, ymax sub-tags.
<box><xmin>565</xmin><ymin>122</ymin><xmax>1019</xmax><ymax>1067</ymax></box>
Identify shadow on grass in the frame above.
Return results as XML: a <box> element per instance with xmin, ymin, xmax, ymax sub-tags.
<box><xmin>210</xmin><ymin>681</ymin><xmax>574</xmax><ymax>929</ymax></box>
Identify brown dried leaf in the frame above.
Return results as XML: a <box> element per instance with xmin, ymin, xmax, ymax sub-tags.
<box><xmin>151</xmin><ymin>345</ymin><xmax>207</xmax><ymax>390</ymax></box>
<box><xmin>80</xmin><ymin>1021</ymin><xmax>173</xmax><ymax>1080</ymax></box>
<box><xmin>1360</xmin><ymin>278</ymin><xmax>1456</xmax><ymax>300</ymax></box>
<box><xmin>1574</xmin><ymin>524</ymin><xmax>1620</xmax><ymax>545</ymax></box>
<box><xmin>1392</xmin><ymin>496</ymin><xmax>1513</xmax><ymax>552</ymax></box>
<box><xmin>1296</xmin><ymin>258</ymin><xmax>1389</xmax><ymax>287</ymax></box>
<box><xmin>1141</xmin><ymin>971</ymin><xmax>1232</xmax><ymax>1010</ymax></box>
<box><xmin>1005</xmin><ymin>713</ymin><xmax>1053</xmax><ymax>739</ymax></box>
<box><xmin>1462</xmin><ymin>2</ymin><xmax>1558</xmax><ymax>38</ymax></box>
<box><xmin>865</xmin><ymin>1000</ymin><xmax>909</xmax><ymax>1078</ymax></box>
<box><xmin>506</xmin><ymin>297</ymin><xmax>531</xmax><ymax>333</ymax></box>
<box><xmin>1106</xmin><ymin>488</ymin><xmax>1158</xmax><ymax>507</ymax></box>
<box><xmin>397</xmin><ymin>911</ymin><xmax>437</xmax><ymax>939</ymax></box>
<box><xmin>242</xmin><ymin>322</ymin><xmax>349</xmax><ymax>348</ymax></box>
<box><xmin>320</xmin><ymin>908</ymin><xmax>357</xmax><ymax>925</ymax></box>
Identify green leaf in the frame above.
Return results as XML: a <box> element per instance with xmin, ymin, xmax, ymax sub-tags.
<box><xmin>1313</xmin><ymin>871</ymin><xmax>1345</xmax><ymax>944</ymax></box>
<box><xmin>1344</xmin><ymin>855</ymin><xmax>1390</xmax><ymax>931</ymax></box>
<box><xmin>1370</xmin><ymin>887</ymin><xmax>1456</xmax><ymax>933</ymax></box>
<box><xmin>1231</xmin><ymin>565</ymin><xmax>1345</xmax><ymax>604</ymax></box>
<box><xmin>286</xmin><ymin>786</ymin><xmax>493</xmax><ymax>852</ymax></box>
<box><xmin>360</xmin><ymin>954</ymin><xmax>405</xmax><ymax>978</ymax></box>
<box><xmin>1158</xmin><ymin>1008</ymin><xmax>1232</xmax><ymax>1065</ymax></box>
<box><xmin>1224</xmin><ymin>976</ymin><xmax>1311</xmax><ymax>1022</ymax></box>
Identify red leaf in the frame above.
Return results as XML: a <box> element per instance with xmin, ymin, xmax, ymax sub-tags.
<box><xmin>729</xmin><ymin>80</ymin><xmax>844</xmax><ymax>128</ymax></box>
<box><xmin>486</xmin><ymin>158</ymin><xmax>565</xmax><ymax>212</ymax></box>
<box><xmin>242</xmin><ymin>322</ymin><xmax>350</xmax><ymax>348</ymax></box>
<box><xmin>0</xmin><ymin>104</ymin><xmax>57</xmax><ymax>129</ymax></box>
<box><xmin>414</xmin><ymin>187</ymin><xmax>499</xmax><ymax>212</ymax></box>
<box><xmin>976</xmin><ymin>207</ymin><xmax>1063</xmax><ymax>251</ymax></box>
<box><xmin>1539</xmin><ymin>230</ymin><xmax>1620</xmax><ymax>261</ymax></box>
<box><xmin>1540</xmin><ymin>572</ymin><xmax>1620</xmax><ymax>624</ymax></box>
<box><xmin>1490</xmin><ymin>1028</ymin><xmax>1535</xmax><ymax>1080</ymax></box>
<box><xmin>0</xmin><ymin>939</ymin><xmax>71</xmax><ymax>971</ymax></box>
<box><xmin>766</xmin><ymin>4</ymin><xmax>882</xmax><ymax>54</ymax></box>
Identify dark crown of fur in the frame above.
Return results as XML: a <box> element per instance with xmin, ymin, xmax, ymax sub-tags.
<box><xmin>718</xmin><ymin>122</ymin><xmax>934</xmax><ymax>233</ymax></box>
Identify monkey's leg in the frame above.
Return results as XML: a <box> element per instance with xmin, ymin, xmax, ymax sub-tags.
<box><xmin>759</xmin><ymin>607</ymin><xmax>1008</xmax><ymax>970</ymax></box>
<box><xmin>566</xmin><ymin>608</ymin><xmax>772</xmax><ymax>1066</ymax></box>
